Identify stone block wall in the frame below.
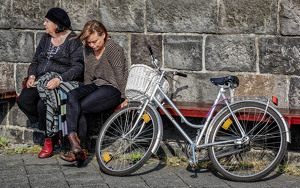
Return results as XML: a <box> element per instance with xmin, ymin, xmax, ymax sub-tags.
<box><xmin>1</xmin><ymin>0</ymin><xmax>300</xmax><ymax>147</ymax></box>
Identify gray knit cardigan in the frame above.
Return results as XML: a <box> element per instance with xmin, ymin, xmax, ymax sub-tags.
<box><xmin>28</xmin><ymin>32</ymin><xmax>84</xmax><ymax>82</ymax></box>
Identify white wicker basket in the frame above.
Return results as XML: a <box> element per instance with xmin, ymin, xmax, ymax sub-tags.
<box><xmin>125</xmin><ymin>64</ymin><xmax>169</xmax><ymax>102</ymax></box>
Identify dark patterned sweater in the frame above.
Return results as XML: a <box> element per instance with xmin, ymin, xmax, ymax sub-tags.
<box><xmin>84</xmin><ymin>39</ymin><xmax>128</xmax><ymax>98</ymax></box>
<box><xmin>28</xmin><ymin>32</ymin><xmax>84</xmax><ymax>82</ymax></box>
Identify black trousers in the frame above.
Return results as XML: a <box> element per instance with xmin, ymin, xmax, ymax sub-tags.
<box><xmin>17</xmin><ymin>87</ymin><xmax>47</xmax><ymax>132</ymax></box>
<box><xmin>66</xmin><ymin>84</ymin><xmax>122</xmax><ymax>148</ymax></box>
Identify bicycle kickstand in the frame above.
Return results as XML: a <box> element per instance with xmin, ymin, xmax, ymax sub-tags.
<box><xmin>189</xmin><ymin>144</ymin><xmax>200</xmax><ymax>177</ymax></box>
<box><xmin>190</xmin><ymin>144</ymin><xmax>197</xmax><ymax>169</ymax></box>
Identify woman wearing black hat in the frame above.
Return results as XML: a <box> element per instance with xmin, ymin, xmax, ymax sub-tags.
<box><xmin>17</xmin><ymin>7</ymin><xmax>84</xmax><ymax>158</ymax></box>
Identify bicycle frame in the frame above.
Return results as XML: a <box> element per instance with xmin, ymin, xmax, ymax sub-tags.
<box><xmin>131</xmin><ymin>70</ymin><xmax>246</xmax><ymax>150</ymax></box>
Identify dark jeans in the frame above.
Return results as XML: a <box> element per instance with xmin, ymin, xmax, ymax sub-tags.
<box><xmin>66</xmin><ymin>84</ymin><xmax>122</xmax><ymax>148</ymax></box>
<box><xmin>17</xmin><ymin>87</ymin><xmax>47</xmax><ymax>132</ymax></box>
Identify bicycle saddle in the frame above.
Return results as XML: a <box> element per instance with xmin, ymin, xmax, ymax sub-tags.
<box><xmin>210</xmin><ymin>76</ymin><xmax>239</xmax><ymax>88</ymax></box>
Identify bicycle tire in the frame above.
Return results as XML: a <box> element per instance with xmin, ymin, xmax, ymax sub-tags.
<box><xmin>96</xmin><ymin>102</ymin><xmax>159</xmax><ymax>176</ymax></box>
<box><xmin>207</xmin><ymin>101</ymin><xmax>287</xmax><ymax>181</ymax></box>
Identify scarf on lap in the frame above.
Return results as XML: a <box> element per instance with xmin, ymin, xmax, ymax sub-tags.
<box><xmin>36</xmin><ymin>72</ymin><xmax>79</xmax><ymax>137</ymax></box>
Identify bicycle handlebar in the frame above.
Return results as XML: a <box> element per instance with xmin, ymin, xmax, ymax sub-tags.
<box><xmin>174</xmin><ymin>72</ymin><xmax>187</xmax><ymax>77</ymax></box>
<box><xmin>147</xmin><ymin>44</ymin><xmax>187</xmax><ymax>78</ymax></box>
<box><xmin>147</xmin><ymin>45</ymin><xmax>153</xmax><ymax>55</ymax></box>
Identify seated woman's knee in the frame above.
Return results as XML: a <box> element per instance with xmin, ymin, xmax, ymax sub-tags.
<box><xmin>67</xmin><ymin>89</ymin><xmax>79</xmax><ymax>104</ymax></box>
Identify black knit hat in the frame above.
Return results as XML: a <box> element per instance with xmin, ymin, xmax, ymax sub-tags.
<box><xmin>45</xmin><ymin>7</ymin><xmax>71</xmax><ymax>28</ymax></box>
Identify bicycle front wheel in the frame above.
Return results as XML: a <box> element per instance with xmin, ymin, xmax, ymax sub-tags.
<box><xmin>96</xmin><ymin>102</ymin><xmax>159</xmax><ymax>176</ymax></box>
<box><xmin>208</xmin><ymin>101</ymin><xmax>287</xmax><ymax>181</ymax></box>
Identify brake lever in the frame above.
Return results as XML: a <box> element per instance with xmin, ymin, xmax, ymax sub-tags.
<box><xmin>165</xmin><ymin>72</ymin><xmax>181</xmax><ymax>84</ymax></box>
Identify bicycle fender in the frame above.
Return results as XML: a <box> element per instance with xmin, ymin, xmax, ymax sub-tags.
<box><xmin>204</xmin><ymin>100</ymin><xmax>291</xmax><ymax>144</ymax></box>
<box><xmin>127</xmin><ymin>101</ymin><xmax>163</xmax><ymax>154</ymax></box>
<box><xmin>259</xmin><ymin>101</ymin><xmax>291</xmax><ymax>143</ymax></box>
<box><xmin>237</xmin><ymin>100</ymin><xmax>290</xmax><ymax>143</ymax></box>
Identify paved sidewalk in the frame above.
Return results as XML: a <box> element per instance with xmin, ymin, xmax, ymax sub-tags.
<box><xmin>0</xmin><ymin>153</ymin><xmax>300</xmax><ymax>188</ymax></box>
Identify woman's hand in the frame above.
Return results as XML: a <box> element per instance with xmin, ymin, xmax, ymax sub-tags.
<box><xmin>120</xmin><ymin>99</ymin><xmax>128</xmax><ymax>108</ymax></box>
<box><xmin>27</xmin><ymin>76</ymin><xmax>36</xmax><ymax>88</ymax></box>
<box><xmin>46</xmin><ymin>78</ymin><xmax>61</xmax><ymax>90</ymax></box>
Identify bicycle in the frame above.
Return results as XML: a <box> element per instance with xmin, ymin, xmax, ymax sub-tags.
<box><xmin>95</xmin><ymin>45</ymin><xmax>291</xmax><ymax>182</ymax></box>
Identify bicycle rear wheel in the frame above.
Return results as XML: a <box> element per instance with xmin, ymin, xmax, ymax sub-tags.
<box><xmin>96</xmin><ymin>102</ymin><xmax>159</xmax><ymax>176</ymax></box>
<box><xmin>208</xmin><ymin>101</ymin><xmax>287</xmax><ymax>181</ymax></box>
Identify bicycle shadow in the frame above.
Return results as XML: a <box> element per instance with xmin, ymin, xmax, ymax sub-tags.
<box><xmin>128</xmin><ymin>159</ymin><xmax>167</xmax><ymax>177</ymax></box>
<box><xmin>124</xmin><ymin>140</ymin><xmax>189</xmax><ymax>176</ymax></box>
<box><xmin>59</xmin><ymin>152</ymin><xmax>165</xmax><ymax>176</ymax></box>
<box><xmin>200</xmin><ymin>167</ymin><xmax>283</xmax><ymax>182</ymax></box>
<box><xmin>183</xmin><ymin>164</ymin><xmax>283</xmax><ymax>182</ymax></box>
<box><xmin>185</xmin><ymin>166</ymin><xmax>212</xmax><ymax>178</ymax></box>
<box><xmin>91</xmin><ymin>143</ymin><xmax>175</xmax><ymax>177</ymax></box>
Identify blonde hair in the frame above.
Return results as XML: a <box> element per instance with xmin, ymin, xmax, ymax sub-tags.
<box><xmin>72</xmin><ymin>20</ymin><xmax>108</xmax><ymax>48</ymax></box>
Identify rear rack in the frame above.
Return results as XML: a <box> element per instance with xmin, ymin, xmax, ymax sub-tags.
<box><xmin>231</xmin><ymin>96</ymin><xmax>269</xmax><ymax>103</ymax></box>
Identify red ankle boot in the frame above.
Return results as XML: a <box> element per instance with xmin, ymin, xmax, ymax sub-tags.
<box><xmin>38</xmin><ymin>138</ymin><xmax>53</xmax><ymax>158</ymax></box>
